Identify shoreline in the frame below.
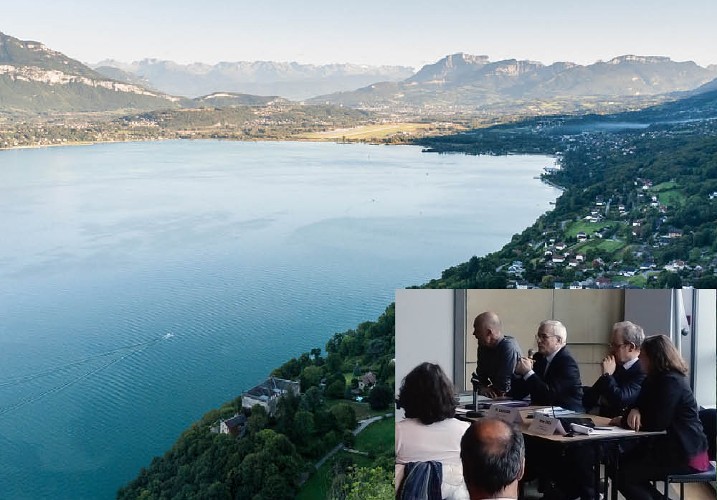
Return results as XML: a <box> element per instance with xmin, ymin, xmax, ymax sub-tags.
<box><xmin>0</xmin><ymin>136</ymin><xmax>561</xmax><ymax>498</ymax></box>
<box><xmin>0</xmin><ymin>136</ymin><xmax>377</xmax><ymax>153</ymax></box>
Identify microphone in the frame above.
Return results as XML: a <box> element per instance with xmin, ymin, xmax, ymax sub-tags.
<box><xmin>528</xmin><ymin>348</ymin><xmax>535</xmax><ymax>359</ymax></box>
<box><xmin>470</xmin><ymin>371</ymin><xmax>479</xmax><ymax>410</ymax></box>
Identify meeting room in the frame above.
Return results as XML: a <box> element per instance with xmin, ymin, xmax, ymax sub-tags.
<box><xmin>395</xmin><ymin>289</ymin><xmax>716</xmax><ymax>500</ymax></box>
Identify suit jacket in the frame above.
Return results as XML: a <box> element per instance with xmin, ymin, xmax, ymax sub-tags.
<box><xmin>622</xmin><ymin>371</ymin><xmax>708</xmax><ymax>466</ymax></box>
<box><xmin>583</xmin><ymin>360</ymin><xmax>646</xmax><ymax>417</ymax></box>
<box><xmin>509</xmin><ymin>346</ymin><xmax>584</xmax><ymax>412</ymax></box>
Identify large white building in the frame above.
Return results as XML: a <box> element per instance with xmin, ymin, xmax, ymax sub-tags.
<box><xmin>241</xmin><ymin>377</ymin><xmax>300</xmax><ymax>416</ymax></box>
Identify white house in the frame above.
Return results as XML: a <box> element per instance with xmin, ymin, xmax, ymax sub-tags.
<box><xmin>242</xmin><ymin>377</ymin><xmax>301</xmax><ymax>416</ymax></box>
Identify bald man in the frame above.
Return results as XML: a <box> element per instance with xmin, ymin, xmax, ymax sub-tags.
<box><xmin>471</xmin><ymin>312</ymin><xmax>522</xmax><ymax>398</ymax></box>
<box><xmin>460</xmin><ymin>418</ymin><xmax>525</xmax><ymax>500</ymax></box>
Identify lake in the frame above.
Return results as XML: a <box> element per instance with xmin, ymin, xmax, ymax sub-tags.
<box><xmin>0</xmin><ymin>140</ymin><xmax>560</xmax><ymax>498</ymax></box>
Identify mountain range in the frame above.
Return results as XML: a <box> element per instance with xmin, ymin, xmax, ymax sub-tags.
<box><xmin>92</xmin><ymin>59</ymin><xmax>415</xmax><ymax>101</ymax></box>
<box><xmin>308</xmin><ymin>53</ymin><xmax>717</xmax><ymax>111</ymax></box>
<box><xmin>1</xmin><ymin>30</ymin><xmax>716</xmax><ymax>117</ymax></box>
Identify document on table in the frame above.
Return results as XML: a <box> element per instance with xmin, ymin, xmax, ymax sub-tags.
<box><xmin>571</xmin><ymin>424</ymin><xmax>636</xmax><ymax>435</ymax></box>
<box><xmin>532</xmin><ymin>407</ymin><xmax>577</xmax><ymax>417</ymax></box>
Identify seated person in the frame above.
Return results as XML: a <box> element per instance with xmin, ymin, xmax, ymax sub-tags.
<box><xmin>470</xmin><ymin>311</ymin><xmax>522</xmax><ymax>398</ymax></box>
<box><xmin>509</xmin><ymin>319</ymin><xmax>583</xmax><ymax>412</ymax></box>
<box><xmin>508</xmin><ymin>321</ymin><xmax>586</xmax><ymax>497</ymax></box>
<box><xmin>613</xmin><ymin>335</ymin><xmax>709</xmax><ymax>500</ymax></box>
<box><xmin>555</xmin><ymin>321</ymin><xmax>646</xmax><ymax>500</ymax></box>
<box><xmin>396</xmin><ymin>362</ymin><xmax>470</xmax><ymax>500</ymax></box>
<box><xmin>460</xmin><ymin>418</ymin><xmax>524</xmax><ymax>500</ymax></box>
<box><xmin>583</xmin><ymin>320</ymin><xmax>646</xmax><ymax>417</ymax></box>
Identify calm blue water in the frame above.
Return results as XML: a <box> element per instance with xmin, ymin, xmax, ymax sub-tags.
<box><xmin>0</xmin><ymin>140</ymin><xmax>560</xmax><ymax>499</ymax></box>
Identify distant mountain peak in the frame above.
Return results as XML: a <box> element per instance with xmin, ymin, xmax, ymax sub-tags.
<box><xmin>444</xmin><ymin>53</ymin><xmax>490</xmax><ymax>65</ymax></box>
<box><xmin>1</xmin><ymin>31</ymin><xmax>64</xmax><ymax>64</ymax></box>
<box><xmin>91</xmin><ymin>58</ymin><xmax>415</xmax><ymax>100</ymax></box>
<box><xmin>606</xmin><ymin>55</ymin><xmax>674</xmax><ymax>65</ymax></box>
<box><xmin>409</xmin><ymin>53</ymin><xmax>548</xmax><ymax>84</ymax></box>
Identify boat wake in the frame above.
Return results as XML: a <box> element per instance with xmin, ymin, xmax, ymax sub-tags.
<box><xmin>0</xmin><ymin>334</ymin><xmax>170</xmax><ymax>416</ymax></box>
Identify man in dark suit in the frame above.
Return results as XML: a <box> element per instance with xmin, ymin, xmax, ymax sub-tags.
<box><xmin>583</xmin><ymin>321</ymin><xmax>646</xmax><ymax>417</ymax></box>
<box><xmin>509</xmin><ymin>319</ymin><xmax>583</xmax><ymax>412</ymax></box>
<box><xmin>510</xmin><ymin>320</ymin><xmax>589</xmax><ymax>498</ymax></box>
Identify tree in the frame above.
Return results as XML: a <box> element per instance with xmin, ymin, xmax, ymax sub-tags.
<box><xmin>292</xmin><ymin>410</ymin><xmax>315</xmax><ymax>446</ymax></box>
<box><xmin>326</xmin><ymin>352</ymin><xmax>342</xmax><ymax>373</ymax></box>
<box><xmin>330</xmin><ymin>403</ymin><xmax>357</xmax><ymax>432</ymax></box>
<box><xmin>325</xmin><ymin>332</ymin><xmax>344</xmax><ymax>354</ymax></box>
<box><xmin>300</xmin><ymin>386</ymin><xmax>323</xmax><ymax>413</ymax></box>
<box><xmin>325</xmin><ymin>378</ymin><xmax>346</xmax><ymax>399</ymax></box>
<box><xmin>300</xmin><ymin>365</ymin><xmax>323</xmax><ymax>392</ymax></box>
<box><xmin>233</xmin><ymin>430</ymin><xmax>303</xmax><ymax>499</ymax></box>
<box><xmin>662</xmin><ymin>271</ymin><xmax>683</xmax><ymax>288</ymax></box>
<box><xmin>272</xmin><ymin>357</ymin><xmax>301</xmax><ymax>379</ymax></box>
<box><xmin>367</xmin><ymin>384</ymin><xmax>393</xmax><ymax>411</ymax></box>
<box><xmin>342</xmin><ymin>430</ymin><xmax>356</xmax><ymax>448</ymax></box>
<box><xmin>262</xmin><ymin>474</ymin><xmax>296</xmax><ymax>500</ymax></box>
<box><xmin>330</xmin><ymin>466</ymin><xmax>393</xmax><ymax>500</ymax></box>
<box><xmin>275</xmin><ymin>391</ymin><xmax>300</xmax><ymax>437</ymax></box>
<box><xmin>246</xmin><ymin>405</ymin><xmax>268</xmax><ymax>435</ymax></box>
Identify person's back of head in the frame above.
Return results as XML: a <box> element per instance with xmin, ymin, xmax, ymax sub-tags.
<box><xmin>460</xmin><ymin>418</ymin><xmax>524</xmax><ymax>499</ymax></box>
<box><xmin>397</xmin><ymin>362</ymin><xmax>457</xmax><ymax>425</ymax></box>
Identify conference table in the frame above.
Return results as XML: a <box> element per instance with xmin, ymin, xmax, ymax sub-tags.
<box><xmin>457</xmin><ymin>402</ymin><xmax>665</xmax><ymax>500</ymax></box>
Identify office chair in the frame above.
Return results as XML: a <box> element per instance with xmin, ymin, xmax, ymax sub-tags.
<box><xmin>663</xmin><ymin>408</ymin><xmax>716</xmax><ymax>500</ymax></box>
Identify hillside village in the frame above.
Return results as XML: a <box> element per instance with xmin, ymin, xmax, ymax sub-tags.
<box><xmin>421</xmin><ymin>111</ymin><xmax>717</xmax><ymax>290</ymax></box>
<box><xmin>504</xmin><ymin>173</ymin><xmax>716</xmax><ymax>290</ymax></box>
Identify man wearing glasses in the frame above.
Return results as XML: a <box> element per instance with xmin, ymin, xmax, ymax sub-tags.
<box><xmin>583</xmin><ymin>321</ymin><xmax>646</xmax><ymax>417</ymax></box>
<box><xmin>509</xmin><ymin>319</ymin><xmax>583</xmax><ymax>412</ymax></box>
<box><xmin>508</xmin><ymin>320</ymin><xmax>585</xmax><ymax>498</ymax></box>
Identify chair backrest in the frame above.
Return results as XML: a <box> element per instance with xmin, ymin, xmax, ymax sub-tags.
<box><xmin>397</xmin><ymin>460</ymin><xmax>443</xmax><ymax>500</ymax></box>
<box><xmin>698</xmin><ymin>408</ymin><xmax>716</xmax><ymax>460</ymax></box>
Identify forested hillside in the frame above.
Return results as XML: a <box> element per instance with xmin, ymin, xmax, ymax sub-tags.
<box><xmin>118</xmin><ymin>305</ymin><xmax>395</xmax><ymax>499</ymax></box>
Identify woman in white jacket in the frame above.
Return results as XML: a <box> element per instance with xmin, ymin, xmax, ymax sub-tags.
<box><xmin>396</xmin><ymin>362</ymin><xmax>470</xmax><ymax>500</ymax></box>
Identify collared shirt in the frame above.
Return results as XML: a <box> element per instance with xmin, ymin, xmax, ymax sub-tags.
<box><xmin>524</xmin><ymin>347</ymin><xmax>561</xmax><ymax>380</ymax></box>
<box><xmin>622</xmin><ymin>356</ymin><xmax>639</xmax><ymax>371</ymax></box>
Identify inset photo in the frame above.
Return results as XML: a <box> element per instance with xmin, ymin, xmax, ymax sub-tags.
<box><xmin>395</xmin><ymin>289</ymin><xmax>716</xmax><ymax>500</ymax></box>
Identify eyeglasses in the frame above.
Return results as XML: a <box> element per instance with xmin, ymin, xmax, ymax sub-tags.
<box><xmin>607</xmin><ymin>342</ymin><xmax>631</xmax><ymax>349</ymax></box>
<box><xmin>535</xmin><ymin>333</ymin><xmax>557</xmax><ymax>341</ymax></box>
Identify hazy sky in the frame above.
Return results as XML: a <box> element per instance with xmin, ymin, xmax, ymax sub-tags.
<box><xmin>3</xmin><ymin>1</ymin><xmax>716</xmax><ymax>69</ymax></box>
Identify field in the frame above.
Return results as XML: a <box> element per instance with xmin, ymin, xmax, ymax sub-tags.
<box><xmin>565</xmin><ymin>220</ymin><xmax>618</xmax><ymax>238</ymax></box>
<box><xmin>297</xmin><ymin>122</ymin><xmax>455</xmax><ymax>141</ymax></box>
<box><xmin>578</xmin><ymin>238</ymin><xmax>626</xmax><ymax>253</ymax></box>
<box><xmin>296</xmin><ymin>415</ymin><xmax>394</xmax><ymax>499</ymax></box>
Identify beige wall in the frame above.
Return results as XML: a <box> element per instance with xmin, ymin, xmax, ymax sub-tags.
<box><xmin>395</xmin><ymin>289</ymin><xmax>455</xmax><ymax>399</ymax></box>
<box><xmin>464</xmin><ymin>290</ymin><xmax>624</xmax><ymax>389</ymax></box>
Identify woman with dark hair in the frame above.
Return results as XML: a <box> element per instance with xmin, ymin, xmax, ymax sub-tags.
<box><xmin>613</xmin><ymin>334</ymin><xmax>709</xmax><ymax>500</ymax></box>
<box><xmin>396</xmin><ymin>362</ymin><xmax>470</xmax><ymax>499</ymax></box>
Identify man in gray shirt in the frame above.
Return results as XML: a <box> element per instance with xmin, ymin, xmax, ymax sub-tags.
<box><xmin>471</xmin><ymin>311</ymin><xmax>522</xmax><ymax>398</ymax></box>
